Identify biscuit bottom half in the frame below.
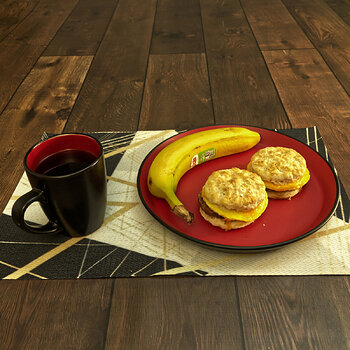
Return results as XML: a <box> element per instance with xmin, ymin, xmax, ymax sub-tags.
<box><xmin>199</xmin><ymin>208</ymin><xmax>253</xmax><ymax>230</ymax></box>
<box><xmin>266</xmin><ymin>187</ymin><xmax>302</xmax><ymax>199</ymax></box>
<box><xmin>198</xmin><ymin>194</ymin><xmax>253</xmax><ymax>230</ymax></box>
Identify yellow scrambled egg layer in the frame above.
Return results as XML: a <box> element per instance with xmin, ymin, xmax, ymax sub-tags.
<box><xmin>202</xmin><ymin>192</ymin><xmax>268</xmax><ymax>222</ymax></box>
<box><xmin>264</xmin><ymin>168</ymin><xmax>310</xmax><ymax>191</ymax></box>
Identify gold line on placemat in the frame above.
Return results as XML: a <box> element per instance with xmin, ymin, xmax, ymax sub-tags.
<box><xmin>313</xmin><ymin>126</ymin><xmax>319</xmax><ymax>152</ymax></box>
<box><xmin>107</xmin><ymin>176</ymin><xmax>137</xmax><ymax>187</ymax></box>
<box><xmin>0</xmin><ymin>260</ymin><xmax>47</xmax><ymax>279</ymax></box>
<box><xmin>102</xmin><ymin>134</ymin><xmax>135</xmax><ymax>149</ymax></box>
<box><xmin>131</xmin><ymin>257</ymin><xmax>159</xmax><ymax>277</ymax></box>
<box><xmin>3</xmin><ymin>237</ymin><xmax>85</xmax><ymax>279</ymax></box>
<box><xmin>79</xmin><ymin>247</ymin><xmax>119</xmax><ymax>278</ymax></box>
<box><xmin>324</xmin><ymin>144</ymin><xmax>329</xmax><ymax>160</ymax></box>
<box><xmin>101</xmin><ymin>133</ymin><xmax>135</xmax><ymax>145</ymax></box>
<box><xmin>304</xmin><ymin>223</ymin><xmax>350</xmax><ymax>241</ymax></box>
<box><xmin>103</xmin><ymin>202</ymin><xmax>138</xmax><ymax>226</ymax></box>
<box><xmin>10</xmin><ymin>195</ymin><xmax>21</xmax><ymax>200</ymax></box>
<box><xmin>110</xmin><ymin>250</ymin><xmax>132</xmax><ymax>277</ymax></box>
<box><xmin>104</xmin><ymin>130</ymin><xmax>173</xmax><ymax>158</ymax></box>
<box><xmin>193</xmin><ymin>270</ymin><xmax>205</xmax><ymax>276</ymax></box>
<box><xmin>77</xmin><ymin>239</ymin><xmax>91</xmax><ymax>278</ymax></box>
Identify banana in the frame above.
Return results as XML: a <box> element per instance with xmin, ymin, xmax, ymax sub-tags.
<box><xmin>147</xmin><ymin>127</ymin><xmax>260</xmax><ymax>223</ymax></box>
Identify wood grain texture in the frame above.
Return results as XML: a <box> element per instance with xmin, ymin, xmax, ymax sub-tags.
<box><xmin>151</xmin><ymin>0</ymin><xmax>205</xmax><ymax>54</ymax></box>
<box><xmin>105</xmin><ymin>277</ymin><xmax>244</xmax><ymax>350</ymax></box>
<box><xmin>64</xmin><ymin>0</ymin><xmax>157</xmax><ymax>132</ymax></box>
<box><xmin>240</xmin><ymin>0</ymin><xmax>313</xmax><ymax>50</ymax></box>
<box><xmin>138</xmin><ymin>53</ymin><xmax>213</xmax><ymax>130</ymax></box>
<box><xmin>0</xmin><ymin>279</ymin><xmax>113</xmax><ymax>350</ymax></box>
<box><xmin>262</xmin><ymin>49</ymin><xmax>350</xmax><ymax>195</ymax></box>
<box><xmin>200</xmin><ymin>0</ymin><xmax>290</xmax><ymax>128</ymax></box>
<box><xmin>0</xmin><ymin>0</ymin><xmax>39</xmax><ymax>41</ymax></box>
<box><xmin>0</xmin><ymin>56</ymin><xmax>92</xmax><ymax>212</ymax></box>
<box><xmin>237</xmin><ymin>276</ymin><xmax>350</xmax><ymax>350</ymax></box>
<box><xmin>200</xmin><ymin>0</ymin><xmax>257</xmax><ymax>53</ymax></box>
<box><xmin>324</xmin><ymin>0</ymin><xmax>350</xmax><ymax>25</ymax></box>
<box><xmin>43</xmin><ymin>0</ymin><xmax>118</xmax><ymax>56</ymax></box>
<box><xmin>0</xmin><ymin>0</ymin><xmax>79</xmax><ymax>114</ymax></box>
<box><xmin>283</xmin><ymin>0</ymin><xmax>350</xmax><ymax>95</ymax></box>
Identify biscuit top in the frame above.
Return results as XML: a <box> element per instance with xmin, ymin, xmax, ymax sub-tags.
<box><xmin>202</xmin><ymin>168</ymin><xmax>266</xmax><ymax>211</ymax></box>
<box><xmin>249</xmin><ymin>147</ymin><xmax>306</xmax><ymax>185</ymax></box>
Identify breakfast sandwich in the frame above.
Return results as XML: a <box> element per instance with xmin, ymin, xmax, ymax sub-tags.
<box><xmin>247</xmin><ymin>147</ymin><xmax>310</xmax><ymax>199</ymax></box>
<box><xmin>198</xmin><ymin>168</ymin><xmax>268</xmax><ymax>230</ymax></box>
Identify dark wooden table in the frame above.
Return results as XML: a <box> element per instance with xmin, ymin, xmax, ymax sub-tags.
<box><xmin>1</xmin><ymin>0</ymin><xmax>350</xmax><ymax>349</ymax></box>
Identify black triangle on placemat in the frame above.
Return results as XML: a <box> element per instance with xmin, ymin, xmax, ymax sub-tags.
<box><xmin>28</xmin><ymin>238</ymin><xmax>198</xmax><ymax>279</ymax></box>
<box><xmin>0</xmin><ymin>264</ymin><xmax>17</xmax><ymax>278</ymax></box>
<box><xmin>0</xmin><ymin>214</ymin><xmax>70</xmax><ymax>272</ymax></box>
<box><xmin>30</xmin><ymin>239</ymin><xmax>113</xmax><ymax>279</ymax></box>
<box><xmin>18</xmin><ymin>274</ymin><xmax>42</xmax><ymax>280</ymax></box>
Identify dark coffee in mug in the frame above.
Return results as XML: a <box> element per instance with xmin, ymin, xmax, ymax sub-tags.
<box><xmin>12</xmin><ymin>133</ymin><xmax>107</xmax><ymax>236</ymax></box>
<box><xmin>35</xmin><ymin>149</ymin><xmax>97</xmax><ymax>176</ymax></box>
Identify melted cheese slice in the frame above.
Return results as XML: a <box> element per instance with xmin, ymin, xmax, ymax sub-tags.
<box><xmin>264</xmin><ymin>168</ymin><xmax>310</xmax><ymax>191</ymax></box>
<box><xmin>202</xmin><ymin>193</ymin><xmax>268</xmax><ymax>222</ymax></box>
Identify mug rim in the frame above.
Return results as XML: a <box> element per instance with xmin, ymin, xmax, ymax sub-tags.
<box><xmin>24</xmin><ymin>133</ymin><xmax>104</xmax><ymax>179</ymax></box>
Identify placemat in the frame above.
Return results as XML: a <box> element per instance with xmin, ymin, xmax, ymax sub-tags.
<box><xmin>1</xmin><ymin>127</ymin><xmax>349</xmax><ymax>279</ymax></box>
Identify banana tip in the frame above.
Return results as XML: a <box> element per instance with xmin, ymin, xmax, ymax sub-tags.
<box><xmin>172</xmin><ymin>205</ymin><xmax>194</xmax><ymax>224</ymax></box>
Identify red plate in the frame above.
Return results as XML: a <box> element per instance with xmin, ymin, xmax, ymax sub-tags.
<box><xmin>137</xmin><ymin>126</ymin><xmax>339</xmax><ymax>252</ymax></box>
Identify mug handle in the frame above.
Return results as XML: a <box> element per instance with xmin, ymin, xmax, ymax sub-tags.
<box><xmin>12</xmin><ymin>189</ymin><xmax>62</xmax><ymax>234</ymax></box>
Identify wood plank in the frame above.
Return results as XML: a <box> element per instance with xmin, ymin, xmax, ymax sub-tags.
<box><xmin>64</xmin><ymin>0</ymin><xmax>157</xmax><ymax>132</ymax></box>
<box><xmin>0</xmin><ymin>0</ymin><xmax>39</xmax><ymax>42</ymax></box>
<box><xmin>324</xmin><ymin>0</ymin><xmax>350</xmax><ymax>26</ymax></box>
<box><xmin>0</xmin><ymin>279</ymin><xmax>113</xmax><ymax>350</ymax></box>
<box><xmin>0</xmin><ymin>0</ymin><xmax>79</xmax><ymax>115</ymax></box>
<box><xmin>105</xmin><ymin>277</ymin><xmax>244</xmax><ymax>349</ymax></box>
<box><xmin>237</xmin><ymin>276</ymin><xmax>350</xmax><ymax>349</ymax></box>
<box><xmin>206</xmin><ymin>50</ymin><xmax>291</xmax><ymax>128</ymax></box>
<box><xmin>43</xmin><ymin>0</ymin><xmax>117</xmax><ymax>56</ymax></box>
<box><xmin>151</xmin><ymin>0</ymin><xmax>205</xmax><ymax>54</ymax></box>
<box><xmin>282</xmin><ymin>0</ymin><xmax>350</xmax><ymax>95</ymax></box>
<box><xmin>200</xmin><ymin>0</ymin><xmax>290</xmax><ymax>128</ymax></box>
<box><xmin>0</xmin><ymin>56</ymin><xmax>92</xmax><ymax>212</ymax></box>
<box><xmin>240</xmin><ymin>0</ymin><xmax>313</xmax><ymax>50</ymax></box>
<box><xmin>201</xmin><ymin>0</ymin><xmax>257</xmax><ymax>53</ymax></box>
<box><xmin>262</xmin><ymin>49</ymin><xmax>350</xmax><ymax>195</ymax></box>
<box><xmin>138</xmin><ymin>53</ymin><xmax>213</xmax><ymax>130</ymax></box>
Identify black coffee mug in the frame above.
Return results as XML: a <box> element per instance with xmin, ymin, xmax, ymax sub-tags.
<box><xmin>12</xmin><ymin>133</ymin><xmax>107</xmax><ymax>236</ymax></box>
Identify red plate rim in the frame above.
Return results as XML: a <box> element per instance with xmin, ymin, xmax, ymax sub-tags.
<box><xmin>137</xmin><ymin>125</ymin><xmax>340</xmax><ymax>252</ymax></box>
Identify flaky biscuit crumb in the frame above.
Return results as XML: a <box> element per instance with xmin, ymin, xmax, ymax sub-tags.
<box><xmin>249</xmin><ymin>147</ymin><xmax>306</xmax><ymax>185</ymax></box>
<box><xmin>202</xmin><ymin>168</ymin><xmax>266</xmax><ymax>211</ymax></box>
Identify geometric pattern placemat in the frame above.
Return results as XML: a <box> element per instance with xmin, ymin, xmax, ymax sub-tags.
<box><xmin>1</xmin><ymin>127</ymin><xmax>349</xmax><ymax>279</ymax></box>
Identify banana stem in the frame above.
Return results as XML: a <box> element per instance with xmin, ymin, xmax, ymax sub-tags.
<box><xmin>172</xmin><ymin>205</ymin><xmax>194</xmax><ymax>224</ymax></box>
